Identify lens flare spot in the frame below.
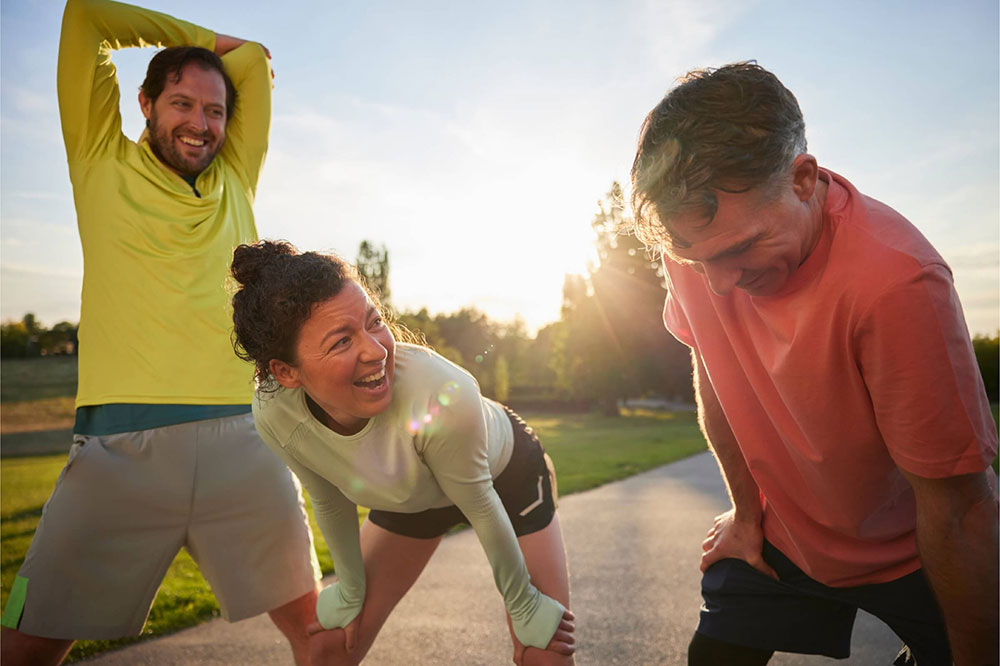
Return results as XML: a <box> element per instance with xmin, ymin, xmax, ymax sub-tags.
<box><xmin>408</xmin><ymin>420</ymin><xmax>420</xmax><ymax>433</ymax></box>
<box><xmin>438</xmin><ymin>393</ymin><xmax>451</xmax><ymax>406</ymax></box>
<box><xmin>475</xmin><ymin>354</ymin><xmax>484</xmax><ymax>363</ymax></box>
<box><xmin>350</xmin><ymin>478</ymin><xmax>365</xmax><ymax>492</ymax></box>
<box><xmin>422</xmin><ymin>413</ymin><xmax>433</xmax><ymax>424</ymax></box>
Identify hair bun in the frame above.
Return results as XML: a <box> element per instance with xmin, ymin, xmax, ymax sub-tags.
<box><xmin>231</xmin><ymin>240</ymin><xmax>296</xmax><ymax>286</ymax></box>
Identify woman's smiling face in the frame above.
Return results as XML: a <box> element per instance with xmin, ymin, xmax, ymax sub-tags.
<box><xmin>270</xmin><ymin>280</ymin><xmax>395</xmax><ymax>435</ymax></box>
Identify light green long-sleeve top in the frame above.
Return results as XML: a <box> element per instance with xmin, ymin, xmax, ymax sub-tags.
<box><xmin>253</xmin><ymin>344</ymin><xmax>565</xmax><ymax>649</ymax></box>
<box><xmin>59</xmin><ymin>0</ymin><xmax>270</xmax><ymax>408</ymax></box>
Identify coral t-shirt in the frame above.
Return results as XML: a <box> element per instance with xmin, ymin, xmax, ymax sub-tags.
<box><xmin>662</xmin><ymin>169</ymin><xmax>997</xmax><ymax>586</ymax></box>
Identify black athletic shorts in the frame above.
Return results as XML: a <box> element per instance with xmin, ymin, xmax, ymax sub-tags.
<box><xmin>367</xmin><ymin>408</ymin><xmax>557</xmax><ymax>539</ymax></box>
<box><xmin>696</xmin><ymin>540</ymin><xmax>950</xmax><ymax>665</ymax></box>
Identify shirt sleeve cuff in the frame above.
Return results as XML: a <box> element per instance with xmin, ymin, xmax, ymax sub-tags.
<box><xmin>511</xmin><ymin>592</ymin><xmax>565</xmax><ymax>649</ymax></box>
<box><xmin>316</xmin><ymin>581</ymin><xmax>364</xmax><ymax>630</ymax></box>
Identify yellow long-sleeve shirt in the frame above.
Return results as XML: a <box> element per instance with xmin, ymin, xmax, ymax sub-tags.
<box><xmin>59</xmin><ymin>0</ymin><xmax>271</xmax><ymax>407</ymax></box>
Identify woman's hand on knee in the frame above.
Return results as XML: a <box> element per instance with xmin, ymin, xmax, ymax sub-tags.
<box><xmin>307</xmin><ymin>615</ymin><xmax>361</xmax><ymax>664</ymax></box>
<box><xmin>512</xmin><ymin>609</ymin><xmax>575</xmax><ymax>666</ymax></box>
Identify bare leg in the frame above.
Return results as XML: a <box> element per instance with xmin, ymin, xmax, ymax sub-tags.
<box><xmin>310</xmin><ymin>520</ymin><xmax>442</xmax><ymax>666</ymax></box>
<box><xmin>0</xmin><ymin>628</ymin><xmax>74</xmax><ymax>666</ymax></box>
<box><xmin>507</xmin><ymin>514</ymin><xmax>576</xmax><ymax>666</ymax></box>
<box><xmin>268</xmin><ymin>586</ymin><xmax>320</xmax><ymax>666</ymax></box>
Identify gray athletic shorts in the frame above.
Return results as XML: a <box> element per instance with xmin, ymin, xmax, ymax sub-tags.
<box><xmin>5</xmin><ymin>413</ymin><xmax>321</xmax><ymax>640</ymax></box>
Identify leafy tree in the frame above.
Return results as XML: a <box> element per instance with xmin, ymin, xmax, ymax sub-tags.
<box><xmin>39</xmin><ymin>321</ymin><xmax>79</xmax><ymax>355</ymax></box>
<box><xmin>516</xmin><ymin>321</ymin><xmax>562</xmax><ymax>398</ymax></box>
<box><xmin>22</xmin><ymin>313</ymin><xmax>41</xmax><ymax>337</ymax></box>
<box><xmin>1</xmin><ymin>320</ymin><xmax>31</xmax><ymax>358</ymax></box>
<box><xmin>396</xmin><ymin>306</ymin><xmax>524</xmax><ymax>402</ymax></box>
<box><xmin>395</xmin><ymin>308</ymin><xmax>464</xmax><ymax>366</ymax></box>
<box><xmin>972</xmin><ymin>333</ymin><xmax>999</xmax><ymax>402</ymax></box>
<box><xmin>493</xmin><ymin>355</ymin><xmax>510</xmax><ymax>403</ymax></box>
<box><xmin>0</xmin><ymin>313</ymin><xmax>44</xmax><ymax>358</ymax></box>
<box><xmin>1</xmin><ymin>315</ymin><xmax>78</xmax><ymax>357</ymax></box>
<box><xmin>555</xmin><ymin>183</ymin><xmax>692</xmax><ymax>413</ymax></box>
<box><xmin>356</xmin><ymin>241</ymin><xmax>391</xmax><ymax>309</ymax></box>
<box><xmin>433</xmin><ymin>307</ymin><xmax>501</xmax><ymax>396</ymax></box>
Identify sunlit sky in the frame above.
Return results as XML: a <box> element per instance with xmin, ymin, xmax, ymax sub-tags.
<box><xmin>2</xmin><ymin>0</ymin><xmax>998</xmax><ymax>335</ymax></box>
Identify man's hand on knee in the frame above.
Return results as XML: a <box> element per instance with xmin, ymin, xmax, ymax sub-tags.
<box><xmin>701</xmin><ymin>508</ymin><xmax>778</xmax><ymax>579</ymax></box>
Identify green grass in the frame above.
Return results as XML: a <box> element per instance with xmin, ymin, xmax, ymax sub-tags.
<box><xmin>527</xmin><ymin>409</ymin><xmax>705</xmax><ymax>494</ymax></box>
<box><xmin>1</xmin><ymin>357</ymin><xmax>78</xmax><ymax>403</ymax></box>
<box><xmin>1</xmin><ymin>357</ymin><xmax>78</xmax><ymax>450</ymax></box>
<box><xmin>1</xmin><ymin>408</ymin><xmax>702</xmax><ymax>662</ymax></box>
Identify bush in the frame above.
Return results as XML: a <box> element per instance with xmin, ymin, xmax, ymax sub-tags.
<box><xmin>973</xmin><ymin>334</ymin><xmax>999</xmax><ymax>402</ymax></box>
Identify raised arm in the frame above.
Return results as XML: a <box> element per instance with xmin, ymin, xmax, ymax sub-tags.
<box><xmin>420</xmin><ymin>388</ymin><xmax>565</xmax><ymax>650</ymax></box>
<box><xmin>58</xmin><ymin>0</ymin><xmax>214</xmax><ymax>163</ymax></box>
<box><xmin>693</xmin><ymin>350</ymin><xmax>777</xmax><ymax>578</ymax></box>
<box><xmin>216</xmin><ymin>38</ymin><xmax>272</xmax><ymax>195</ymax></box>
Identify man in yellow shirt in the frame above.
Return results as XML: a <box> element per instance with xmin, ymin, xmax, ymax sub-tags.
<box><xmin>1</xmin><ymin>1</ymin><xmax>320</xmax><ymax>663</ymax></box>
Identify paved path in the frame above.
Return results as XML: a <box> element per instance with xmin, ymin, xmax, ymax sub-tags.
<box><xmin>83</xmin><ymin>452</ymin><xmax>900</xmax><ymax>665</ymax></box>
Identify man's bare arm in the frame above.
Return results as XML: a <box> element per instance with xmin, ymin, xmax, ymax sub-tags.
<box><xmin>693</xmin><ymin>350</ymin><xmax>777</xmax><ymax>578</ymax></box>
<box><xmin>900</xmin><ymin>467</ymin><xmax>998</xmax><ymax>666</ymax></box>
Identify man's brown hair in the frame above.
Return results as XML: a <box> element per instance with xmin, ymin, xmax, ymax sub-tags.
<box><xmin>630</xmin><ymin>61</ymin><xmax>806</xmax><ymax>248</ymax></box>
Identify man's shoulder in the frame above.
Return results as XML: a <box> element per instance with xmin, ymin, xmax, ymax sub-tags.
<box><xmin>828</xmin><ymin>171</ymin><xmax>946</xmax><ymax>278</ymax></box>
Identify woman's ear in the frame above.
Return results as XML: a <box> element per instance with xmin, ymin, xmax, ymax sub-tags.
<box><xmin>269</xmin><ymin>358</ymin><xmax>301</xmax><ymax>389</ymax></box>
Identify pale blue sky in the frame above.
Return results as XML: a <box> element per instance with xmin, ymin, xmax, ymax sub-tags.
<box><xmin>2</xmin><ymin>0</ymin><xmax>997</xmax><ymax>334</ymax></box>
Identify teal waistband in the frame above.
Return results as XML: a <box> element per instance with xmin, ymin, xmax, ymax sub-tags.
<box><xmin>74</xmin><ymin>403</ymin><xmax>252</xmax><ymax>436</ymax></box>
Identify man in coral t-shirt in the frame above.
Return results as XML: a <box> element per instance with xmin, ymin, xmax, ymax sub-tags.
<box><xmin>629</xmin><ymin>62</ymin><xmax>997</xmax><ymax>666</ymax></box>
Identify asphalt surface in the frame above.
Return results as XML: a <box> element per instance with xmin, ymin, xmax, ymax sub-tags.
<box><xmin>83</xmin><ymin>452</ymin><xmax>901</xmax><ymax>665</ymax></box>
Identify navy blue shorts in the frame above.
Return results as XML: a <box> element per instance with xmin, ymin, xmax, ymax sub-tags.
<box><xmin>697</xmin><ymin>541</ymin><xmax>950</xmax><ymax>665</ymax></box>
<box><xmin>367</xmin><ymin>408</ymin><xmax>556</xmax><ymax>539</ymax></box>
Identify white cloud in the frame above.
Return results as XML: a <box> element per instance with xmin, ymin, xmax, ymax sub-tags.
<box><xmin>9</xmin><ymin>84</ymin><xmax>51</xmax><ymax>114</ymax></box>
<box><xmin>638</xmin><ymin>0</ymin><xmax>755</xmax><ymax>74</ymax></box>
<box><xmin>944</xmin><ymin>245</ymin><xmax>1000</xmax><ymax>271</ymax></box>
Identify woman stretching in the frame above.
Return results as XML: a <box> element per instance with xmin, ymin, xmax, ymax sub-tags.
<box><xmin>230</xmin><ymin>240</ymin><xmax>575</xmax><ymax>665</ymax></box>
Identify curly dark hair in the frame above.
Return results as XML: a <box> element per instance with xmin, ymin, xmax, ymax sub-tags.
<box><xmin>231</xmin><ymin>240</ymin><xmax>373</xmax><ymax>392</ymax></box>
<box><xmin>629</xmin><ymin>61</ymin><xmax>807</xmax><ymax>249</ymax></box>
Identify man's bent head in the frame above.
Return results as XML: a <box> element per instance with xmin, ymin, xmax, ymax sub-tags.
<box><xmin>629</xmin><ymin>62</ymin><xmax>807</xmax><ymax>252</ymax></box>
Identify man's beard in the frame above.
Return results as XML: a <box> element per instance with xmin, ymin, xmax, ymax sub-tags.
<box><xmin>146</xmin><ymin>111</ymin><xmax>223</xmax><ymax>178</ymax></box>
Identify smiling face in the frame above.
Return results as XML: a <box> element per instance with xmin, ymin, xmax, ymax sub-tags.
<box><xmin>269</xmin><ymin>281</ymin><xmax>396</xmax><ymax>436</ymax></box>
<box><xmin>666</xmin><ymin>155</ymin><xmax>826</xmax><ymax>297</ymax></box>
<box><xmin>139</xmin><ymin>62</ymin><xmax>227</xmax><ymax>178</ymax></box>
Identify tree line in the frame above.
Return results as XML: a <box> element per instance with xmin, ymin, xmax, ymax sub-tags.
<box><xmin>1</xmin><ymin>313</ymin><xmax>78</xmax><ymax>358</ymax></box>
<box><xmin>4</xmin><ymin>183</ymin><xmax>999</xmax><ymax>408</ymax></box>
